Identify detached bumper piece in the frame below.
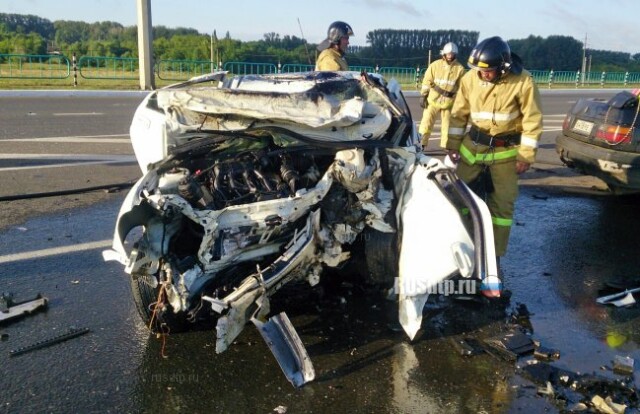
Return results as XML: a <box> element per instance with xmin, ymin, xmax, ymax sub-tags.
<box><xmin>252</xmin><ymin>313</ymin><xmax>315</xmax><ymax>387</ymax></box>
<box><xmin>0</xmin><ymin>293</ymin><xmax>48</xmax><ymax>325</ymax></box>
<box><xmin>203</xmin><ymin>212</ymin><xmax>320</xmax><ymax>386</ymax></box>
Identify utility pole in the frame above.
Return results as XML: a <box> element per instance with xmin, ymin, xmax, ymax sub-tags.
<box><xmin>136</xmin><ymin>0</ymin><xmax>155</xmax><ymax>90</ymax></box>
<box><xmin>210</xmin><ymin>31</ymin><xmax>214</xmax><ymax>72</ymax></box>
<box><xmin>581</xmin><ymin>33</ymin><xmax>587</xmax><ymax>86</ymax></box>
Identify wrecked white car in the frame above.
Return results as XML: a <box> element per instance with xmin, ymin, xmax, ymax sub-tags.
<box><xmin>104</xmin><ymin>71</ymin><xmax>499</xmax><ymax>387</ymax></box>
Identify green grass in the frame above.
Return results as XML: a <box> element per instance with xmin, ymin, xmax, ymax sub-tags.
<box><xmin>0</xmin><ymin>77</ymin><xmax>176</xmax><ymax>90</ymax></box>
<box><xmin>0</xmin><ymin>73</ymin><xmax>637</xmax><ymax>91</ymax></box>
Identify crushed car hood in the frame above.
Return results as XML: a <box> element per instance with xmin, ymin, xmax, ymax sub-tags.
<box><xmin>131</xmin><ymin>71</ymin><xmax>411</xmax><ymax>172</ymax></box>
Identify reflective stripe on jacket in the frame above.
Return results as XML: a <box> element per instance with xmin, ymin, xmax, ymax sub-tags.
<box><xmin>446</xmin><ymin>69</ymin><xmax>543</xmax><ymax>164</ymax></box>
<box><xmin>420</xmin><ymin>58</ymin><xmax>465</xmax><ymax>109</ymax></box>
<box><xmin>315</xmin><ymin>48</ymin><xmax>348</xmax><ymax>71</ymax></box>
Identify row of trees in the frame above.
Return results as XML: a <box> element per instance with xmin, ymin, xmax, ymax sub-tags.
<box><xmin>1</xmin><ymin>13</ymin><xmax>639</xmax><ymax>72</ymax></box>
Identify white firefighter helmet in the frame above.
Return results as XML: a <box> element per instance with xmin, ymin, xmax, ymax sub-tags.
<box><xmin>441</xmin><ymin>42</ymin><xmax>458</xmax><ymax>56</ymax></box>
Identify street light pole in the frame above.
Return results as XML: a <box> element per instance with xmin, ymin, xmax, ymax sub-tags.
<box><xmin>581</xmin><ymin>33</ymin><xmax>587</xmax><ymax>85</ymax></box>
<box><xmin>210</xmin><ymin>31</ymin><xmax>214</xmax><ymax>73</ymax></box>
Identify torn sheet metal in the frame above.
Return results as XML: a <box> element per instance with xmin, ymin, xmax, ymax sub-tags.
<box><xmin>397</xmin><ymin>160</ymin><xmax>474</xmax><ymax>339</ymax></box>
<box><xmin>252</xmin><ymin>312</ymin><xmax>315</xmax><ymax>387</ymax></box>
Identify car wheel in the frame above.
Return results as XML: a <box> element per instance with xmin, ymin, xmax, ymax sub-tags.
<box><xmin>130</xmin><ymin>274</ymin><xmax>189</xmax><ymax>333</ymax></box>
<box><xmin>363</xmin><ymin>228</ymin><xmax>398</xmax><ymax>288</ymax></box>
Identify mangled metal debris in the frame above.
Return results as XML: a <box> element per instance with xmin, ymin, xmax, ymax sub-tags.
<box><xmin>597</xmin><ymin>287</ymin><xmax>640</xmax><ymax>307</ymax></box>
<box><xmin>104</xmin><ymin>70</ymin><xmax>501</xmax><ymax>387</ymax></box>
<box><xmin>522</xmin><ymin>361</ymin><xmax>640</xmax><ymax>412</ymax></box>
<box><xmin>0</xmin><ymin>293</ymin><xmax>48</xmax><ymax>324</ymax></box>
<box><xmin>253</xmin><ymin>312</ymin><xmax>315</xmax><ymax>387</ymax></box>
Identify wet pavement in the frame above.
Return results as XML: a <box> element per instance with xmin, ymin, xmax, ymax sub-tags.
<box><xmin>1</xmin><ymin>184</ymin><xmax>640</xmax><ymax>413</ymax></box>
<box><xmin>1</xmin><ymin>90</ymin><xmax>640</xmax><ymax>413</ymax></box>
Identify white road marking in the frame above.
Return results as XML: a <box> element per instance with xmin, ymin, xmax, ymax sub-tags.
<box><xmin>0</xmin><ymin>159</ymin><xmax>136</xmax><ymax>172</ymax></box>
<box><xmin>418</xmin><ymin>116</ymin><xmax>566</xmax><ymax>140</ymax></box>
<box><xmin>2</xmin><ymin>134</ymin><xmax>130</xmax><ymax>144</ymax></box>
<box><xmin>0</xmin><ymin>153</ymin><xmax>137</xmax><ymax>172</ymax></box>
<box><xmin>53</xmin><ymin>112</ymin><xmax>104</xmax><ymax>116</ymax></box>
<box><xmin>0</xmin><ymin>153</ymin><xmax>134</xmax><ymax>160</ymax></box>
<box><xmin>0</xmin><ymin>239</ymin><xmax>112</xmax><ymax>264</ymax></box>
<box><xmin>5</xmin><ymin>137</ymin><xmax>130</xmax><ymax>144</ymax></box>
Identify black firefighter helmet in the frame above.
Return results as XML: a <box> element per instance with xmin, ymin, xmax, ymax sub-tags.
<box><xmin>468</xmin><ymin>36</ymin><xmax>522</xmax><ymax>77</ymax></box>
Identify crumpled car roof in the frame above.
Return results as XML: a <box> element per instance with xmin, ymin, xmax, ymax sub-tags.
<box><xmin>155</xmin><ymin>71</ymin><xmax>400</xmax><ymax>141</ymax></box>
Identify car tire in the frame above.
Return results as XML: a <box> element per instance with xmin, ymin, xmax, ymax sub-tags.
<box><xmin>130</xmin><ymin>274</ymin><xmax>189</xmax><ymax>333</ymax></box>
<box><xmin>363</xmin><ymin>228</ymin><xmax>398</xmax><ymax>288</ymax></box>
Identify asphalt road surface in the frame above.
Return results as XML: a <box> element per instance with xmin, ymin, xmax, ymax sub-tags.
<box><xmin>1</xmin><ymin>88</ymin><xmax>639</xmax><ymax>413</ymax></box>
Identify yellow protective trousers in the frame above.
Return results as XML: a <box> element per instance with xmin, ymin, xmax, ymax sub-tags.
<box><xmin>455</xmin><ymin>140</ymin><xmax>520</xmax><ymax>257</ymax></box>
<box><xmin>418</xmin><ymin>105</ymin><xmax>452</xmax><ymax>148</ymax></box>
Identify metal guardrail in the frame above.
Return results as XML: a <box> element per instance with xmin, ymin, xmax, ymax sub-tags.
<box><xmin>223</xmin><ymin>62</ymin><xmax>278</xmax><ymax>75</ymax></box>
<box><xmin>0</xmin><ymin>54</ymin><xmax>70</xmax><ymax>79</ymax></box>
<box><xmin>156</xmin><ymin>59</ymin><xmax>217</xmax><ymax>81</ymax></box>
<box><xmin>379</xmin><ymin>66</ymin><xmax>418</xmax><ymax>86</ymax></box>
<box><xmin>2</xmin><ymin>54</ymin><xmax>640</xmax><ymax>88</ymax></box>
<box><xmin>77</xmin><ymin>56</ymin><xmax>138</xmax><ymax>80</ymax></box>
<box><xmin>281</xmin><ymin>63</ymin><xmax>315</xmax><ymax>72</ymax></box>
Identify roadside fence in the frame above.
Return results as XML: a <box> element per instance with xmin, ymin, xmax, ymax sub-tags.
<box><xmin>2</xmin><ymin>53</ymin><xmax>640</xmax><ymax>89</ymax></box>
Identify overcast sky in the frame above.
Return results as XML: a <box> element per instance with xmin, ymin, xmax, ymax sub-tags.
<box><xmin>2</xmin><ymin>0</ymin><xmax>638</xmax><ymax>54</ymax></box>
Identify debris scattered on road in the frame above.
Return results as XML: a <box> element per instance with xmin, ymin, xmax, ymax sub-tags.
<box><xmin>537</xmin><ymin>381</ymin><xmax>555</xmax><ymax>397</ymax></box>
<box><xmin>534</xmin><ymin>346</ymin><xmax>561</xmax><ymax>361</ymax></box>
<box><xmin>0</xmin><ymin>293</ymin><xmax>48</xmax><ymax>324</ymax></box>
<box><xmin>596</xmin><ymin>287</ymin><xmax>640</xmax><ymax>307</ymax></box>
<box><xmin>522</xmin><ymin>361</ymin><xmax>640</xmax><ymax>411</ymax></box>
<box><xmin>483</xmin><ymin>329</ymin><xmax>535</xmax><ymax>361</ymax></box>
<box><xmin>612</xmin><ymin>356</ymin><xmax>635</xmax><ymax>376</ymax></box>
<box><xmin>451</xmin><ymin>337</ymin><xmax>485</xmax><ymax>357</ymax></box>
<box><xmin>591</xmin><ymin>394</ymin><xmax>627</xmax><ymax>414</ymax></box>
<box><xmin>510</xmin><ymin>303</ymin><xmax>533</xmax><ymax>332</ymax></box>
<box><xmin>9</xmin><ymin>327</ymin><xmax>90</xmax><ymax>356</ymax></box>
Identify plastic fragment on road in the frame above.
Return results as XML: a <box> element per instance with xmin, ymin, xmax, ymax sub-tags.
<box><xmin>612</xmin><ymin>356</ymin><xmax>635</xmax><ymax>376</ymax></box>
<box><xmin>483</xmin><ymin>329</ymin><xmax>535</xmax><ymax>361</ymax></box>
<box><xmin>536</xmin><ymin>381</ymin><xmax>555</xmax><ymax>397</ymax></box>
<box><xmin>0</xmin><ymin>293</ymin><xmax>48</xmax><ymax>324</ymax></box>
<box><xmin>591</xmin><ymin>395</ymin><xmax>627</xmax><ymax>414</ymax></box>
<box><xmin>451</xmin><ymin>337</ymin><xmax>485</xmax><ymax>357</ymax></box>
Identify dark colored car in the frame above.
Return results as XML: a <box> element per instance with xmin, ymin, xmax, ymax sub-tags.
<box><xmin>556</xmin><ymin>90</ymin><xmax>640</xmax><ymax>193</ymax></box>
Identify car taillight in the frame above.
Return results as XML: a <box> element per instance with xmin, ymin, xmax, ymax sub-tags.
<box><xmin>562</xmin><ymin>115</ymin><xmax>570</xmax><ymax>130</ymax></box>
<box><xmin>595</xmin><ymin>124</ymin><xmax>633</xmax><ymax>144</ymax></box>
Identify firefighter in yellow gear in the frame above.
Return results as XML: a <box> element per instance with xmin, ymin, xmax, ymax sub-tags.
<box><xmin>315</xmin><ymin>21</ymin><xmax>353</xmax><ymax>71</ymax></box>
<box><xmin>418</xmin><ymin>42</ymin><xmax>465</xmax><ymax>150</ymax></box>
<box><xmin>445</xmin><ymin>36</ymin><xmax>543</xmax><ymax>257</ymax></box>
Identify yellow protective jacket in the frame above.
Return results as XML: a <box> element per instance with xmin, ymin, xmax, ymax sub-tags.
<box><xmin>446</xmin><ymin>69</ymin><xmax>543</xmax><ymax>164</ymax></box>
<box><xmin>421</xmin><ymin>58</ymin><xmax>465</xmax><ymax>109</ymax></box>
<box><xmin>315</xmin><ymin>48</ymin><xmax>348</xmax><ymax>71</ymax></box>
